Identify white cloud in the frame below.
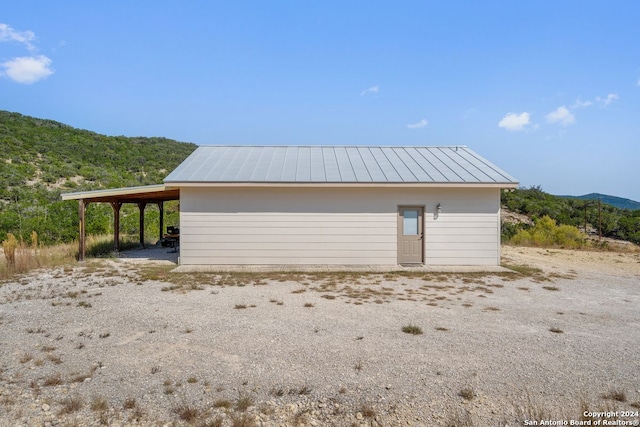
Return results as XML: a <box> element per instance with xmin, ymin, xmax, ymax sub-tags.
<box><xmin>0</xmin><ymin>23</ymin><xmax>36</xmax><ymax>51</ymax></box>
<box><xmin>498</xmin><ymin>112</ymin><xmax>531</xmax><ymax>131</ymax></box>
<box><xmin>546</xmin><ymin>106</ymin><xmax>575</xmax><ymax>125</ymax></box>
<box><xmin>406</xmin><ymin>118</ymin><xmax>428</xmax><ymax>129</ymax></box>
<box><xmin>1</xmin><ymin>55</ymin><xmax>54</xmax><ymax>84</ymax></box>
<box><xmin>360</xmin><ymin>85</ymin><xmax>379</xmax><ymax>96</ymax></box>
<box><xmin>571</xmin><ymin>98</ymin><xmax>593</xmax><ymax>109</ymax></box>
<box><xmin>0</xmin><ymin>23</ymin><xmax>53</xmax><ymax>84</ymax></box>
<box><xmin>596</xmin><ymin>93</ymin><xmax>619</xmax><ymax>106</ymax></box>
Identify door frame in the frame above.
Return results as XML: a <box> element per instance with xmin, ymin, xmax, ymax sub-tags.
<box><xmin>397</xmin><ymin>205</ymin><xmax>425</xmax><ymax>264</ymax></box>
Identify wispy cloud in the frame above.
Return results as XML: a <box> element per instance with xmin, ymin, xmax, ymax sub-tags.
<box><xmin>0</xmin><ymin>23</ymin><xmax>36</xmax><ymax>51</ymax></box>
<box><xmin>498</xmin><ymin>112</ymin><xmax>531</xmax><ymax>131</ymax></box>
<box><xmin>571</xmin><ymin>98</ymin><xmax>593</xmax><ymax>109</ymax></box>
<box><xmin>360</xmin><ymin>85</ymin><xmax>379</xmax><ymax>96</ymax></box>
<box><xmin>596</xmin><ymin>93</ymin><xmax>619</xmax><ymax>106</ymax></box>
<box><xmin>546</xmin><ymin>106</ymin><xmax>575</xmax><ymax>126</ymax></box>
<box><xmin>0</xmin><ymin>23</ymin><xmax>53</xmax><ymax>84</ymax></box>
<box><xmin>406</xmin><ymin>118</ymin><xmax>428</xmax><ymax>129</ymax></box>
<box><xmin>462</xmin><ymin>107</ymin><xmax>477</xmax><ymax>120</ymax></box>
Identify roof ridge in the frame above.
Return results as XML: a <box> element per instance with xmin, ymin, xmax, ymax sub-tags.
<box><xmin>195</xmin><ymin>144</ymin><xmax>469</xmax><ymax>149</ymax></box>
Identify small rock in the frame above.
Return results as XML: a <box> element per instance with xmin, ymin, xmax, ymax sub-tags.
<box><xmin>356</xmin><ymin>412</ymin><xmax>363</xmax><ymax>420</ymax></box>
<box><xmin>42</xmin><ymin>403</ymin><xmax>50</xmax><ymax>411</ymax></box>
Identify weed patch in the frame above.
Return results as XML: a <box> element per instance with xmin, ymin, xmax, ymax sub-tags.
<box><xmin>173</xmin><ymin>403</ymin><xmax>201</xmax><ymax>422</ymax></box>
<box><xmin>402</xmin><ymin>325</ymin><xmax>423</xmax><ymax>335</ymax></box>
<box><xmin>58</xmin><ymin>395</ymin><xmax>83</xmax><ymax>415</ymax></box>
<box><xmin>459</xmin><ymin>387</ymin><xmax>475</xmax><ymax>401</ymax></box>
<box><xmin>236</xmin><ymin>394</ymin><xmax>254</xmax><ymax>412</ymax></box>
<box><xmin>602</xmin><ymin>389</ymin><xmax>626</xmax><ymax>402</ymax></box>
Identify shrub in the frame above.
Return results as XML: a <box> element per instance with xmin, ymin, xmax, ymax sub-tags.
<box><xmin>2</xmin><ymin>233</ymin><xmax>18</xmax><ymax>266</ymax></box>
<box><xmin>510</xmin><ymin>215</ymin><xmax>586</xmax><ymax>248</ymax></box>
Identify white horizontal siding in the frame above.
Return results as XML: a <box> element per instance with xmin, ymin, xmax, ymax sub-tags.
<box><xmin>425</xmin><ymin>189</ymin><xmax>500</xmax><ymax>265</ymax></box>
<box><xmin>185</xmin><ymin>234</ymin><xmax>396</xmax><ymax>244</ymax></box>
<box><xmin>428</xmin><ymin>234</ymin><xmax>498</xmax><ymax>244</ymax></box>
<box><xmin>179</xmin><ymin>187</ymin><xmax>501</xmax><ymax>266</ymax></box>
<box><xmin>181</xmin><ymin>256</ymin><xmax>396</xmax><ymax>265</ymax></box>
<box><xmin>179</xmin><ymin>187</ymin><xmax>398</xmax><ymax>265</ymax></box>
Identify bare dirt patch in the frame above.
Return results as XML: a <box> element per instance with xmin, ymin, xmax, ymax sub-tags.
<box><xmin>0</xmin><ymin>248</ymin><xmax>638</xmax><ymax>426</ymax></box>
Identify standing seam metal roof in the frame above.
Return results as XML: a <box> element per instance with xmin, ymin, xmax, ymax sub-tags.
<box><xmin>164</xmin><ymin>146</ymin><xmax>518</xmax><ymax>184</ymax></box>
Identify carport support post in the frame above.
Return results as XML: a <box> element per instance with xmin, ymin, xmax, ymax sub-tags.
<box><xmin>137</xmin><ymin>202</ymin><xmax>147</xmax><ymax>249</ymax></box>
<box><xmin>157</xmin><ymin>202</ymin><xmax>164</xmax><ymax>242</ymax></box>
<box><xmin>110</xmin><ymin>201</ymin><xmax>122</xmax><ymax>252</ymax></box>
<box><xmin>78</xmin><ymin>200</ymin><xmax>87</xmax><ymax>261</ymax></box>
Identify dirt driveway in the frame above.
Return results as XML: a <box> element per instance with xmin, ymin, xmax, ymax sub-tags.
<box><xmin>0</xmin><ymin>247</ymin><xmax>638</xmax><ymax>426</ymax></box>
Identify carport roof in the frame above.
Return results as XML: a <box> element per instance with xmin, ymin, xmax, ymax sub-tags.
<box><xmin>60</xmin><ymin>184</ymin><xmax>179</xmax><ymax>203</ymax></box>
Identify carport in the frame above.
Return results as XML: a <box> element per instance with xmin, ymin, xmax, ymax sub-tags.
<box><xmin>61</xmin><ymin>184</ymin><xmax>179</xmax><ymax>261</ymax></box>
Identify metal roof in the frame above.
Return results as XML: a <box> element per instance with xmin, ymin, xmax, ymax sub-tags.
<box><xmin>164</xmin><ymin>146</ymin><xmax>518</xmax><ymax>185</ymax></box>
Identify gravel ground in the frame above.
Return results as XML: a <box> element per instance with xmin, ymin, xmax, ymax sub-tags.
<box><xmin>0</xmin><ymin>246</ymin><xmax>639</xmax><ymax>426</ymax></box>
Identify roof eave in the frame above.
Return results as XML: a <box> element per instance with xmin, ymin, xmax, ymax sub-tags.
<box><xmin>164</xmin><ymin>181</ymin><xmax>519</xmax><ymax>189</ymax></box>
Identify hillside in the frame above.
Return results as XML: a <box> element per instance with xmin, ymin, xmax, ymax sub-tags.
<box><xmin>502</xmin><ymin>186</ymin><xmax>640</xmax><ymax>245</ymax></box>
<box><xmin>558</xmin><ymin>193</ymin><xmax>640</xmax><ymax>211</ymax></box>
<box><xmin>0</xmin><ymin>110</ymin><xmax>197</xmax><ymax>244</ymax></box>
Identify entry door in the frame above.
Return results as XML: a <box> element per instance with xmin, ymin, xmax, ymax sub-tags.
<box><xmin>398</xmin><ymin>206</ymin><xmax>424</xmax><ymax>264</ymax></box>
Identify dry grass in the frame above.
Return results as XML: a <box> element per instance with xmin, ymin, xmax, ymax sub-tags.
<box><xmin>0</xmin><ymin>234</ymin><xmax>135</xmax><ymax>281</ymax></box>
<box><xmin>602</xmin><ymin>389</ymin><xmax>626</xmax><ymax>402</ymax></box>
<box><xmin>402</xmin><ymin>325</ymin><xmax>423</xmax><ymax>335</ymax></box>
<box><xmin>198</xmin><ymin>417</ymin><xmax>225</xmax><ymax>427</ymax></box>
<box><xmin>173</xmin><ymin>403</ymin><xmax>201</xmax><ymax>422</ymax></box>
<box><xmin>43</xmin><ymin>373</ymin><xmax>63</xmax><ymax>386</ymax></box>
<box><xmin>236</xmin><ymin>394</ymin><xmax>254</xmax><ymax>412</ymax></box>
<box><xmin>0</xmin><ymin>237</ymin><xmax>75</xmax><ymax>280</ymax></box>
<box><xmin>230</xmin><ymin>413</ymin><xmax>257</xmax><ymax>427</ymax></box>
<box><xmin>213</xmin><ymin>399</ymin><xmax>232</xmax><ymax>409</ymax></box>
<box><xmin>359</xmin><ymin>403</ymin><xmax>376</xmax><ymax>418</ymax></box>
<box><xmin>19</xmin><ymin>352</ymin><xmax>33</xmax><ymax>364</ymax></box>
<box><xmin>459</xmin><ymin>387</ymin><xmax>475</xmax><ymax>401</ymax></box>
<box><xmin>90</xmin><ymin>395</ymin><xmax>108</xmax><ymax>411</ymax></box>
<box><xmin>502</xmin><ymin>263</ymin><xmax>550</xmax><ymax>282</ymax></box>
<box><xmin>123</xmin><ymin>397</ymin><xmax>137</xmax><ymax>409</ymax></box>
<box><xmin>58</xmin><ymin>395</ymin><xmax>83</xmax><ymax>415</ymax></box>
<box><xmin>444</xmin><ymin>409</ymin><xmax>474</xmax><ymax>427</ymax></box>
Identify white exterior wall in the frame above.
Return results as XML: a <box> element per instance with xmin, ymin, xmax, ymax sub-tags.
<box><xmin>179</xmin><ymin>187</ymin><xmax>501</xmax><ymax>266</ymax></box>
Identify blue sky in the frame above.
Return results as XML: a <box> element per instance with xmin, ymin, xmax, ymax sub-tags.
<box><xmin>2</xmin><ymin>1</ymin><xmax>639</xmax><ymax>201</ymax></box>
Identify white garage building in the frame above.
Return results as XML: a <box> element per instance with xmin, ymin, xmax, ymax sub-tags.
<box><xmin>163</xmin><ymin>146</ymin><xmax>518</xmax><ymax>267</ymax></box>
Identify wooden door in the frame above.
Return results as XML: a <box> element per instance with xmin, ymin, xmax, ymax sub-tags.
<box><xmin>398</xmin><ymin>206</ymin><xmax>424</xmax><ymax>264</ymax></box>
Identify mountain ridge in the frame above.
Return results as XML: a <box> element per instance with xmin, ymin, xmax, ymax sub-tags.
<box><xmin>557</xmin><ymin>193</ymin><xmax>640</xmax><ymax>211</ymax></box>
